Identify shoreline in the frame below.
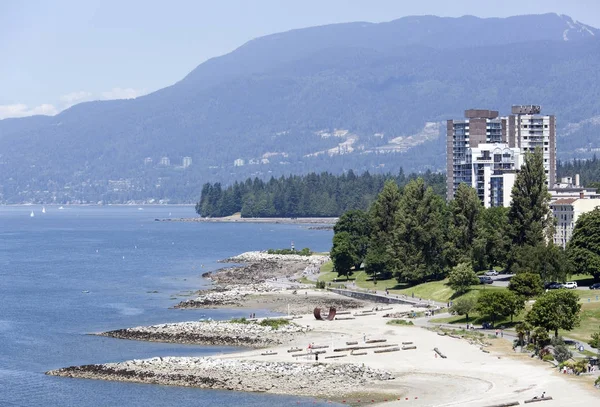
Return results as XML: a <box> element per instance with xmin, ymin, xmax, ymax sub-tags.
<box><xmin>156</xmin><ymin>216</ymin><xmax>338</xmax><ymax>224</ymax></box>
<box><xmin>46</xmin><ymin>251</ymin><xmax>600</xmax><ymax>405</ymax></box>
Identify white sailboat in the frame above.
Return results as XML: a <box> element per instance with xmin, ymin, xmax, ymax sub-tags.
<box><xmin>42</xmin><ymin>206</ymin><xmax>46</xmax><ymax>214</ymax></box>
<box><xmin>30</xmin><ymin>211</ymin><xmax>35</xmax><ymax>217</ymax></box>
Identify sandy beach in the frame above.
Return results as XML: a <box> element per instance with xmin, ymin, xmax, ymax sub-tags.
<box><xmin>47</xmin><ymin>252</ymin><xmax>600</xmax><ymax>406</ymax></box>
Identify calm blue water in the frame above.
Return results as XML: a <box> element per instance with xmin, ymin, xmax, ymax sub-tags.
<box><xmin>0</xmin><ymin>206</ymin><xmax>337</xmax><ymax>406</ymax></box>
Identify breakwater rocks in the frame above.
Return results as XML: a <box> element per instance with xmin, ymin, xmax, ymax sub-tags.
<box><xmin>224</xmin><ymin>251</ymin><xmax>330</xmax><ymax>266</ymax></box>
<box><xmin>175</xmin><ymin>284</ymin><xmax>277</xmax><ymax>308</ymax></box>
<box><xmin>97</xmin><ymin>320</ymin><xmax>309</xmax><ymax>348</ymax></box>
<box><xmin>47</xmin><ymin>357</ymin><xmax>394</xmax><ymax>396</ymax></box>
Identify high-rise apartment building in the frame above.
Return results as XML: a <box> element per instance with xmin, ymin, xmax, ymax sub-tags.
<box><xmin>446</xmin><ymin>105</ymin><xmax>556</xmax><ymax>207</ymax></box>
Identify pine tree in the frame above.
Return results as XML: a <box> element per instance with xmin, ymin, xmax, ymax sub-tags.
<box><xmin>449</xmin><ymin>183</ymin><xmax>482</xmax><ymax>265</ymax></box>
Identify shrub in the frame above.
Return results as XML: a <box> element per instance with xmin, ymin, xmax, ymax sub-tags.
<box><xmin>267</xmin><ymin>248</ymin><xmax>312</xmax><ymax>256</ymax></box>
<box><xmin>386</xmin><ymin>319</ymin><xmax>414</xmax><ymax>326</ymax></box>
<box><xmin>595</xmin><ymin>376</ymin><xmax>600</xmax><ymax>386</ymax></box>
<box><xmin>258</xmin><ymin>318</ymin><xmax>290</xmax><ymax>330</ymax></box>
<box><xmin>553</xmin><ymin>344</ymin><xmax>572</xmax><ymax>363</ymax></box>
<box><xmin>542</xmin><ymin>354</ymin><xmax>555</xmax><ymax>362</ymax></box>
<box><xmin>589</xmin><ymin>332</ymin><xmax>600</xmax><ymax>349</ymax></box>
<box><xmin>316</xmin><ymin>281</ymin><xmax>326</xmax><ymax>289</ymax></box>
<box><xmin>230</xmin><ymin>317</ymin><xmax>249</xmax><ymax>324</ymax></box>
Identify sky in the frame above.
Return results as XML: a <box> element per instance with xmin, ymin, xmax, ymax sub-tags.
<box><xmin>1</xmin><ymin>0</ymin><xmax>599</xmax><ymax>119</ymax></box>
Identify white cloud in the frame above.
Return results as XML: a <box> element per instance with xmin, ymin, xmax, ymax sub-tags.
<box><xmin>0</xmin><ymin>87</ymin><xmax>146</xmax><ymax>120</ymax></box>
<box><xmin>0</xmin><ymin>103</ymin><xmax>59</xmax><ymax>120</ymax></box>
<box><xmin>101</xmin><ymin>87</ymin><xmax>145</xmax><ymax>100</ymax></box>
<box><xmin>60</xmin><ymin>91</ymin><xmax>93</xmax><ymax>106</ymax></box>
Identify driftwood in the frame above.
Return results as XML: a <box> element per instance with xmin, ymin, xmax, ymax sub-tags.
<box><xmin>351</xmin><ymin>350</ymin><xmax>368</xmax><ymax>356</ymax></box>
<box><xmin>482</xmin><ymin>402</ymin><xmax>520</xmax><ymax>407</ymax></box>
<box><xmin>292</xmin><ymin>350</ymin><xmax>327</xmax><ymax>357</ymax></box>
<box><xmin>401</xmin><ymin>341</ymin><xmax>414</xmax><ymax>345</ymax></box>
<box><xmin>524</xmin><ymin>397</ymin><xmax>553</xmax><ymax>404</ymax></box>
<box><xmin>346</xmin><ymin>341</ymin><xmax>358</xmax><ymax>345</ymax></box>
<box><xmin>365</xmin><ymin>339</ymin><xmax>387</xmax><ymax>344</ymax></box>
<box><xmin>374</xmin><ymin>347</ymin><xmax>400</xmax><ymax>353</ymax></box>
<box><xmin>434</xmin><ymin>347</ymin><xmax>447</xmax><ymax>358</ymax></box>
<box><xmin>324</xmin><ymin>354</ymin><xmax>347</xmax><ymax>359</ymax></box>
<box><xmin>335</xmin><ymin>317</ymin><xmax>356</xmax><ymax>320</ymax></box>
<box><xmin>310</xmin><ymin>345</ymin><xmax>329</xmax><ymax>350</ymax></box>
<box><xmin>336</xmin><ymin>311</ymin><xmax>351</xmax><ymax>315</ymax></box>
<box><xmin>334</xmin><ymin>343</ymin><xmax>398</xmax><ymax>352</ymax></box>
<box><xmin>402</xmin><ymin>345</ymin><xmax>417</xmax><ymax>350</ymax></box>
<box><xmin>354</xmin><ymin>312</ymin><xmax>375</xmax><ymax>316</ymax></box>
<box><xmin>261</xmin><ymin>351</ymin><xmax>278</xmax><ymax>356</ymax></box>
<box><xmin>287</xmin><ymin>347</ymin><xmax>303</xmax><ymax>353</ymax></box>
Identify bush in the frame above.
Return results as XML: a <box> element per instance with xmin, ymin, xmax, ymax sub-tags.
<box><xmin>258</xmin><ymin>318</ymin><xmax>290</xmax><ymax>330</ymax></box>
<box><xmin>553</xmin><ymin>344</ymin><xmax>572</xmax><ymax>363</ymax></box>
<box><xmin>230</xmin><ymin>317</ymin><xmax>249</xmax><ymax>324</ymax></box>
<box><xmin>542</xmin><ymin>354</ymin><xmax>555</xmax><ymax>362</ymax></box>
<box><xmin>589</xmin><ymin>332</ymin><xmax>600</xmax><ymax>349</ymax></box>
<box><xmin>267</xmin><ymin>248</ymin><xmax>312</xmax><ymax>256</ymax></box>
<box><xmin>316</xmin><ymin>281</ymin><xmax>326</xmax><ymax>289</ymax></box>
<box><xmin>386</xmin><ymin>319</ymin><xmax>414</xmax><ymax>326</ymax></box>
<box><xmin>595</xmin><ymin>376</ymin><xmax>600</xmax><ymax>387</ymax></box>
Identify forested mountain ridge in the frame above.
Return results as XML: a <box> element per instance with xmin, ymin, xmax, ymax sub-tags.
<box><xmin>1</xmin><ymin>14</ymin><xmax>600</xmax><ymax>204</ymax></box>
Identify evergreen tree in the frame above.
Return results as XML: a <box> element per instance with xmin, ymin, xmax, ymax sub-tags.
<box><xmin>567</xmin><ymin>207</ymin><xmax>600</xmax><ymax>281</ymax></box>
<box><xmin>394</xmin><ymin>178</ymin><xmax>447</xmax><ymax>283</ymax></box>
<box><xmin>507</xmin><ymin>148</ymin><xmax>553</xmax><ymax>248</ymax></box>
<box><xmin>472</xmin><ymin>206</ymin><xmax>510</xmax><ymax>271</ymax></box>
<box><xmin>449</xmin><ymin>183</ymin><xmax>482</xmax><ymax>265</ymax></box>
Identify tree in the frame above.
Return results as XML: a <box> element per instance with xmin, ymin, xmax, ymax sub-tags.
<box><xmin>516</xmin><ymin>321</ymin><xmax>533</xmax><ymax>347</ymax></box>
<box><xmin>449</xmin><ymin>183</ymin><xmax>481</xmax><ymax>264</ymax></box>
<box><xmin>505</xmin><ymin>291</ymin><xmax>526</xmax><ymax>323</ymax></box>
<box><xmin>451</xmin><ymin>296</ymin><xmax>477</xmax><ymax>323</ymax></box>
<box><xmin>333</xmin><ymin>209</ymin><xmax>372</xmax><ymax>270</ymax></box>
<box><xmin>330</xmin><ymin>231</ymin><xmax>355</xmax><ymax>280</ymax></box>
<box><xmin>471</xmin><ymin>206</ymin><xmax>510</xmax><ymax>271</ymax></box>
<box><xmin>511</xmin><ymin>243</ymin><xmax>572</xmax><ymax>280</ymax></box>
<box><xmin>567</xmin><ymin>207</ymin><xmax>600</xmax><ymax>282</ymax></box>
<box><xmin>476</xmin><ymin>290</ymin><xmax>523</xmax><ymax>325</ymax></box>
<box><xmin>394</xmin><ymin>178</ymin><xmax>448</xmax><ymax>283</ymax></box>
<box><xmin>507</xmin><ymin>148</ymin><xmax>553</xmax><ymax>249</ymax></box>
<box><xmin>526</xmin><ymin>290</ymin><xmax>581</xmax><ymax>337</ymax></box>
<box><xmin>366</xmin><ymin>180</ymin><xmax>401</xmax><ymax>278</ymax></box>
<box><xmin>508</xmin><ymin>272</ymin><xmax>543</xmax><ymax>298</ymax></box>
<box><xmin>448</xmin><ymin>263</ymin><xmax>479</xmax><ymax>294</ymax></box>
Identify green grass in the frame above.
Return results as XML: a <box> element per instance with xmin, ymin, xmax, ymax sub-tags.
<box><xmin>569</xmin><ymin>274</ymin><xmax>598</xmax><ymax>287</ymax></box>
<box><xmin>561</xmin><ymin>301</ymin><xmax>600</xmax><ymax>342</ymax></box>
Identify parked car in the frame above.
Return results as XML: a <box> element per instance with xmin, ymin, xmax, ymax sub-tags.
<box><xmin>589</xmin><ymin>283</ymin><xmax>600</xmax><ymax>290</ymax></box>
<box><xmin>544</xmin><ymin>281</ymin><xmax>558</xmax><ymax>289</ymax></box>
<box><xmin>545</xmin><ymin>282</ymin><xmax>563</xmax><ymax>289</ymax></box>
<box><xmin>562</xmin><ymin>281</ymin><xmax>578</xmax><ymax>289</ymax></box>
<box><xmin>485</xmin><ymin>270</ymin><xmax>498</xmax><ymax>276</ymax></box>
<box><xmin>479</xmin><ymin>276</ymin><xmax>493</xmax><ymax>284</ymax></box>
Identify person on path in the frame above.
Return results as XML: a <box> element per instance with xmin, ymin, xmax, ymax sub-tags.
<box><xmin>363</xmin><ymin>333</ymin><xmax>366</xmax><ymax>343</ymax></box>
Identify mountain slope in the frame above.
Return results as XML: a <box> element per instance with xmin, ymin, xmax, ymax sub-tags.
<box><xmin>1</xmin><ymin>14</ymin><xmax>599</xmax><ymax>203</ymax></box>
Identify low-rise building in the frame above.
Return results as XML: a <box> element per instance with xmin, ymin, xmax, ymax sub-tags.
<box><xmin>550</xmin><ymin>198</ymin><xmax>600</xmax><ymax>248</ymax></box>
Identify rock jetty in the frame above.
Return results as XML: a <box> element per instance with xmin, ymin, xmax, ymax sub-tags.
<box><xmin>97</xmin><ymin>320</ymin><xmax>309</xmax><ymax>348</ymax></box>
<box><xmin>47</xmin><ymin>357</ymin><xmax>394</xmax><ymax>397</ymax></box>
<box><xmin>175</xmin><ymin>283</ymin><xmax>277</xmax><ymax>308</ymax></box>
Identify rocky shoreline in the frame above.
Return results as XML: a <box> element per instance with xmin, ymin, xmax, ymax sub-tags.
<box><xmin>47</xmin><ymin>357</ymin><xmax>394</xmax><ymax>397</ymax></box>
<box><xmin>155</xmin><ymin>217</ymin><xmax>338</xmax><ymax>225</ymax></box>
<box><xmin>97</xmin><ymin>319</ymin><xmax>309</xmax><ymax>348</ymax></box>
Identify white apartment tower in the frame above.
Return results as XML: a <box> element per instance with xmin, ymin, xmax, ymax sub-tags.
<box><xmin>447</xmin><ymin>105</ymin><xmax>556</xmax><ymax>207</ymax></box>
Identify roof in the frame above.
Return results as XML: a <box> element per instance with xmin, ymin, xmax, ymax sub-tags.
<box><xmin>551</xmin><ymin>198</ymin><xmax>577</xmax><ymax>205</ymax></box>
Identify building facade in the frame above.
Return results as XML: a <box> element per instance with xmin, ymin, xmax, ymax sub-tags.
<box><xmin>447</xmin><ymin>105</ymin><xmax>556</xmax><ymax>207</ymax></box>
<box><xmin>182</xmin><ymin>156</ymin><xmax>192</xmax><ymax>168</ymax></box>
<box><xmin>550</xmin><ymin>198</ymin><xmax>600</xmax><ymax>248</ymax></box>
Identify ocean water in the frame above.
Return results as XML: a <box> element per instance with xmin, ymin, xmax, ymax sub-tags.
<box><xmin>0</xmin><ymin>206</ymin><xmax>338</xmax><ymax>406</ymax></box>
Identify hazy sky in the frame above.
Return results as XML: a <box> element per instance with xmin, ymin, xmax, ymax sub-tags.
<box><xmin>1</xmin><ymin>0</ymin><xmax>598</xmax><ymax>119</ymax></box>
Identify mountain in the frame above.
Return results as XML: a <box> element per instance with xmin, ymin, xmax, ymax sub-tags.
<box><xmin>1</xmin><ymin>13</ymin><xmax>600</xmax><ymax>204</ymax></box>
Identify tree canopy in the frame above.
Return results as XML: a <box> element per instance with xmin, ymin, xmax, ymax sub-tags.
<box><xmin>526</xmin><ymin>290</ymin><xmax>581</xmax><ymax>337</ymax></box>
<box><xmin>567</xmin><ymin>207</ymin><xmax>600</xmax><ymax>281</ymax></box>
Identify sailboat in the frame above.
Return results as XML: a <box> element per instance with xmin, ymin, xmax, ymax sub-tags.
<box><xmin>42</xmin><ymin>206</ymin><xmax>46</xmax><ymax>214</ymax></box>
<box><xmin>30</xmin><ymin>211</ymin><xmax>35</xmax><ymax>218</ymax></box>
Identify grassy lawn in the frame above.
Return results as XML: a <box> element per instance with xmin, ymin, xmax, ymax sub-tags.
<box><xmin>561</xmin><ymin>300</ymin><xmax>600</xmax><ymax>343</ymax></box>
<box><xmin>430</xmin><ymin>308</ymin><xmax>528</xmax><ymax>328</ymax></box>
